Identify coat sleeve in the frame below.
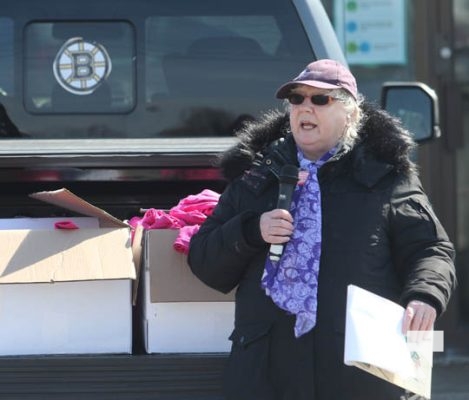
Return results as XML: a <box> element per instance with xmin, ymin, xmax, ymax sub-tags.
<box><xmin>187</xmin><ymin>179</ymin><xmax>267</xmax><ymax>293</ymax></box>
<box><xmin>389</xmin><ymin>174</ymin><xmax>456</xmax><ymax>315</ymax></box>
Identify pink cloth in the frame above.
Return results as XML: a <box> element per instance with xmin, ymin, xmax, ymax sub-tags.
<box><xmin>173</xmin><ymin>224</ymin><xmax>201</xmax><ymax>255</ymax></box>
<box><xmin>141</xmin><ymin>208</ymin><xmax>183</xmax><ymax>229</ymax></box>
<box><xmin>128</xmin><ymin>189</ymin><xmax>220</xmax><ymax>254</ymax></box>
<box><xmin>170</xmin><ymin>189</ymin><xmax>220</xmax><ymax>216</ymax></box>
<box><xmin>54</xmin><ymin>220</ymin><xmax>79</xmax><ymax>230</ymax></box>
<box><xmin>169</xmin><ymin>208</ymin><xmax>207</xmax><ymax>225</ymax></box>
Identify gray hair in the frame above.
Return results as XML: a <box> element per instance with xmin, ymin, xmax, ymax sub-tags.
<box><xmin>329</xmin><ymin>88</ymin><xmax>364</xmax><ymax>150</ymax></box>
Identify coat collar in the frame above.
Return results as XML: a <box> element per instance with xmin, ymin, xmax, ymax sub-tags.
<box><xmin>218</xmin><ymin>102</ymin><xmax>416</xmax><ymax>184</ymax></box>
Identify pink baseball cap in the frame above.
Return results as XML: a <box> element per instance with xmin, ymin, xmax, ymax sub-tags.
<box><xmin>275</xmin><ymin>59</ymin><xmax>358</xmax><ymax>100</ymax></box>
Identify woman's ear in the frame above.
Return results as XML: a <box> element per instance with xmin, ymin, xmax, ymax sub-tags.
<box><xmin>345</xmin><ymin>113</ymin><xmax>354</xmax><ymax>129</ymax></box>
<box><xmin>349</xmin><ymin>107</ymin><xmax>359</xmax><ymax>125</ymax></box>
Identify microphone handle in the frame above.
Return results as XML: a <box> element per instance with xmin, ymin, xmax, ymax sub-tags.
<box><xmin>269</xmin><ymin>181</ymin><xmax>296</xmax><ymax>262</ymax></box>
<box><xmin>269</xmin><ymin>244</ymin><xmax>284</xmax><ymax>262</ymax></box>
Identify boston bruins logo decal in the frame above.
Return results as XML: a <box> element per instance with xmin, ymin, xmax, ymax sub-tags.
<box><xmin>53</xmin><ymin>37</ymin><xmax>112</xmax><ymax>95</ymax></box>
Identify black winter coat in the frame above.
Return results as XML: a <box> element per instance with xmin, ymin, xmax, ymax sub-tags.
<box><xmin>188</xmin><ymin>104</ymin><xmax>456</xmax><ymax>400</ymax></box>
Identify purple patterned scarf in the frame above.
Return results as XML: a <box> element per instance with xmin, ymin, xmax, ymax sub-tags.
<box><xmin>261</xmin><ymin>148</ymin><xmax>337</xmax><ymax>338</ymax></box>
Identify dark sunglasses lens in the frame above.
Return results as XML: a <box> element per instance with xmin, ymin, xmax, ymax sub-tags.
<box><xmin>288</xmin><ymin>93</ymin><xmax>332</xmax><ymax>106</ymax></box>
<box><xmin>310</xmin><ymin>95</ymin><xmax>330</xmax><ymax>105</ymax></box>
<box><xmin>288</xmin><ymin>94</ymin><xmax>304</xmax><ymax>105</ymax></box>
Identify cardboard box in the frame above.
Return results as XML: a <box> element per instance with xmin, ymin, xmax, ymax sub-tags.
<box><xmin>0</xmin><ymin>189</ymin><xmax>136</xmax><ymax>356</ymax></box>
<box><xmin>142</xmin><ymin>229</ymin><xmax>235</xmax><ymax>353</ymax></box>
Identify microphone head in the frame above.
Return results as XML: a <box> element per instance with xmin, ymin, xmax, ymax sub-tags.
<box><xmin>279</xmin><ymin>164</ymin><xmax>299</xmax><ymax>185</ymax></box>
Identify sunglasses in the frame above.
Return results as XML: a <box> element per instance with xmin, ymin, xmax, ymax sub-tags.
<box><xmin>287</xmin><ymin>93</ymin><xmax>336</xmax><ymax>106</ymax></box>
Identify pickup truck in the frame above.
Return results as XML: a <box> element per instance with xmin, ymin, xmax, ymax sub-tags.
<box><xmin>0</xmin><ymin>0</ymin><xmax>438</xmax><ymax>398</ymax></box>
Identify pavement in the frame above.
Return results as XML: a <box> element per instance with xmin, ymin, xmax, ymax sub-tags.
<box><xmin>432</xmin><ymin>354</ymin><xmax>469</xmax><ymax>399</ymax></box>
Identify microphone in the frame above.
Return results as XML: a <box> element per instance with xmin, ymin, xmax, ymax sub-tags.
<box><xmin>269</xmin><ymin>164</ymin><xmax>299</xmax><ymax>262</ymax></box>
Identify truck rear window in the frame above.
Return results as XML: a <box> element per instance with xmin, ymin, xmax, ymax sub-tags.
<box><xmin>0</xmin><ymin>0</ymin><xmax>314</xmax><ymax>140</ymax></box>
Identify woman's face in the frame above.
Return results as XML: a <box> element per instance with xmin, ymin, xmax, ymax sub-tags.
<box><xmin>289</xmin><ymin>85</ymin><xmax>348</xmax><ymax>161</ymax></box>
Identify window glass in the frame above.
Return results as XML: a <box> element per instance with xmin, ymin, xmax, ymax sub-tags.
<box><xmin>0</xmin><ymin>0</ymin><xmax>313</xmax><ymax>140</ymax></box>
<box><xmin>0</xmin><ymin>18</ymin><xmax>14</xmax><ymax>96</ymax></box>
<box><xmin>144</xmin><ymin>4</ymin><xmax>313</xmax><ymax>137</ymax></box>
<box><xmin>24</xmin><ymin>21</ymin><xmax>135</xmax><ymax>115</ymax></box>
<box><xmin>146</xmin><ymin>15</ymin><xmax>283</xmax><ymax>99</ymax></box>
<box><xmin>0</xmin><ymin>18</ymin><xmax>18</xmax><ymax>138</ymax></box>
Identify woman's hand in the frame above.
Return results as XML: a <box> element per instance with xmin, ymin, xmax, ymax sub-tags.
<box><xmin>259</xmin><ymin>209</ymin><xmax>294</xmax><ymax>244</ymax></box>
<box><xmin>402</xmin><ymin>300</ymin><xmax>437</xmax><ymax>335</ymax></box>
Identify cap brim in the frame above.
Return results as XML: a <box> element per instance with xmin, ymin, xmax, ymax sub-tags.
<box><xmin>275</xmin><ymin>80</ymin><xmax>341</xmax><ymax>99</ymax></box>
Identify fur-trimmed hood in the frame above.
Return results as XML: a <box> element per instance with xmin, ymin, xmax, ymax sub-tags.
<box><xmin>219</xmin><ymin>102</ymin><xmax>417</xmax><ymax>182</ymax></box>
